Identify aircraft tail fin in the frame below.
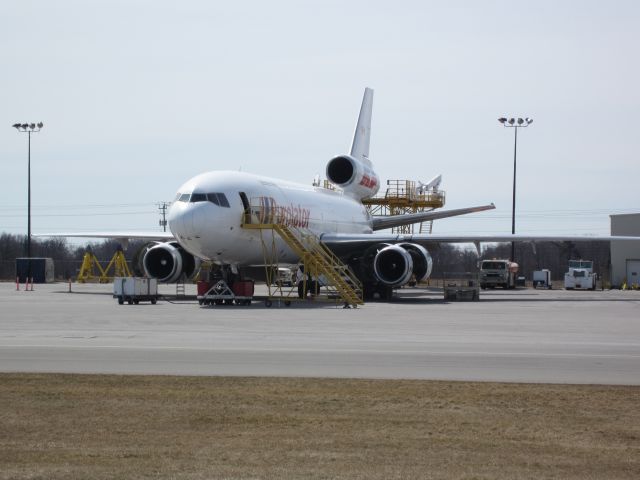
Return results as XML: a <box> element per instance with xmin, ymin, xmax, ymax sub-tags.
<box><xmin>350</xmin><ymin>87</ymin><xmax>374</xmax><ymax>167</ymax></box>
<box><xmin>325</xmin><ymin>87</ymin><xmax>379</xmax><ymax>199</ymax></box>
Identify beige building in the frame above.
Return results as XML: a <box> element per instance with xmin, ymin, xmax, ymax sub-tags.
<box><xmin>610</xmin><ymin>213</ymin><xmax>640</xmax><ymax>287</ymax></box>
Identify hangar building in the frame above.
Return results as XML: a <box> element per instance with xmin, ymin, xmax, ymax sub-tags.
<box><xmin>610</xmin><ymin>213</ymin><xmax>640</xmax><ymax>287</ymax></box>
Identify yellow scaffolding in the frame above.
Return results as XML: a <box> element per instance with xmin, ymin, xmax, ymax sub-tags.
<box><xmin>362</xmin><ymin>179</ymin><xmax>446</xmax><ymax>234</ymax></box>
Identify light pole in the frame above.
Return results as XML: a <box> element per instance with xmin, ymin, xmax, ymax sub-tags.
<box><xmin>498</xmin><ymin>116</ymin><xmax>532</xmax><ymax>262</ymax></box>
<box><xmin>12</xmin><ymin>122</ymin><xmax>44</xmax><ymax>280</ymax></box>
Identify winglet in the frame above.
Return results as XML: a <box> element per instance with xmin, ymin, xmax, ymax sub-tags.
<box><xmin>350</xmin><ymin>87</ymin><xmax>374</xmax><ymax>166</ymax></box>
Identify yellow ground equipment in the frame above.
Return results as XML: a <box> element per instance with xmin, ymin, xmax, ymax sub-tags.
<box><xmin>77</xmin><ymin>248</ymin><xmax>132</xmax><ymax>283</ymax></box>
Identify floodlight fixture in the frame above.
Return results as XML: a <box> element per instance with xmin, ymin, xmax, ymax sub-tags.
<box><xmin>498</xmin><ymin>117</ymin><xmax>507</xmax><ymax>124</ymax></box>
<box><xmin>517</xmin><ymin>118</ymin><xmax>524</xmax><ymax>125</ymax></box>
<box><xmin>508</xmin><ymin>118</ymin><xmax>515</xmax><ymax>125</ymax></box>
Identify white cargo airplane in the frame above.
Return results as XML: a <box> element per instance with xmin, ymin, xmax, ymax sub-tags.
<box><xmin>50</xmin><ymin>88</ymin><xmax>639</xmax><ymax>298</ymax></box>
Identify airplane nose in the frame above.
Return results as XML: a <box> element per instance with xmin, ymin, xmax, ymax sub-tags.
<box><xmin>168</xmin><ymin>203</ymin><xmax>190</xmax><ymax>237</ymax></box>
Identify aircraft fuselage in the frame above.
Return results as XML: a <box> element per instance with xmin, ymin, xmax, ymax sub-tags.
<box><xmin>168</xmin><ymin>170</ymin><xmax>372</xmax><ymax>265</ymax></box>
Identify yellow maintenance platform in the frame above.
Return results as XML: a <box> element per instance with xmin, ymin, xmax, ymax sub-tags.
<box><xmin>362</xmin><ymin>179</ymin><xmax>446</xmax><ymax>234</ymax></box>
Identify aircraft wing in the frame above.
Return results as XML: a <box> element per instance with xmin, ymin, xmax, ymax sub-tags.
<box><xmin>371</xmin><ymin>204</ymin><xmax>496</xmax><ymax>231</ymax></box>
<box><xmin>319</xmin><ymin>232</ymin><xmax>640</xmax><ymax>256</ymax></box>
<box><xmin>35</xmin><ymin>232</ymin><xmax>175</xmax><ymax>241</ymax></box>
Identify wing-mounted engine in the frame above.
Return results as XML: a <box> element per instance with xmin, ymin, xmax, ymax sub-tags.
<box><xmin>373</xmin><ymin>244</ymin><xmax>413</xmax><ymax>286</ymax></box>
<box><xmin>397</xmin><ymin>243</ymin><xmax>433</xmax><ymax>282</ymax></box>
<box><xmin>326</xmin><ymin>154</ymin><xmax>380</xmax><ymax>200</ymax></box>
<box><xmin>361</xmin><ymin>242</ymin><xmax>433</xmax><ymax>288</ymax></box>
<box><xmin>139</xmin><ymin>241</ymin><xmax>201</xmax><ymax>283</ymax></box>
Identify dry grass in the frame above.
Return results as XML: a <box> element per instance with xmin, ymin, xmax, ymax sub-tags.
<box><xmin>0</xmin><ymin>374</ymin><xmax>639</xmax><ymax>479</ymax></box>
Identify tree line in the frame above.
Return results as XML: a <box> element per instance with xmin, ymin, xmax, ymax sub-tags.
<box><xmin>0</xmin><ymin>233</ymin><xmax>146</xmax><ymax>280</ymax></box>
<box><xmin>0</xmin><ymin>232</ymin><xmax>611</xmax><ymax>283</ymax></box>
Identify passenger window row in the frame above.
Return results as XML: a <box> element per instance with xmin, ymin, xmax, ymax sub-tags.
<box><xmin>174</xmin><ymin>192</ymin><xmax>230</xmax><ymax>208</ymax></box>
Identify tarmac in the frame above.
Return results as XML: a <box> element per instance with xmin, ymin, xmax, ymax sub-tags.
<box><xmin>1</xmin><ymin>281</ymin><xmax>639</xmax><ymax>384</ymax></box>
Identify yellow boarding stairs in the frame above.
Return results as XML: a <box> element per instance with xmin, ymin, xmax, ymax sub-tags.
<box><xmin>243</xmin><ymin>216</ymin><xmax>363</xmax><ymax>307</ymax></box>
<box><xmin>276</xmin><ymin>224</ymin><xmax>363</xmax><ymax>306</ymax></box>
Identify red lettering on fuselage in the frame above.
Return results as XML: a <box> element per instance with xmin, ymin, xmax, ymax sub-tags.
<box><xmin>359</xmin><ymin>175</ymin><xmax>378</xmax><ymax>189</ymax></box>
<box><xmin>259</xmin><ymin>196</ymin><xmax>311</xmax><ymax>228</ymax></box>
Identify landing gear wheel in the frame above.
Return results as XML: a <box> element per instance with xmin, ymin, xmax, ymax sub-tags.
<box><xmin>284</xmin><ymin>300</ymin><xmax>291</xmax><ymax>307</ymax></box>
<box><xmin>265</xmin><ymin>299</ymin><xmax>272</xmax><ymax>308</ymax></box>
<box><xmin>151</xmin><ymin>298</ymin><xmax>157</xmax><ymax>305</ymax></box>
<box><xmin>118</xmin><ymin>296</ymin><xmax>124</xmax><ymax>305</ymax></box>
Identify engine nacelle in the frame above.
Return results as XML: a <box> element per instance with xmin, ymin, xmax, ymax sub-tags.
<box><xmin>326</xmin><ymin>154</ymin><xmax>380</xmax><ymax>199</ymax></box>
<box><xmin>398</xmin><ymin>243</ymin><xmax>433</xmax><ymax>282</ymax></box>
<box><xmin>371</xmin><ymin>243</ymin><xmax>433</xmax><ymax>287</ymax></box>
<box><xmin>142</xmin><ymin>241</ymin><xmax>200</xmax><ymax>283</ymax></box>
<box><xmin>373</xmin><ymin>244</ymin><xmax>414</xmax><ymax>287</ymax></box>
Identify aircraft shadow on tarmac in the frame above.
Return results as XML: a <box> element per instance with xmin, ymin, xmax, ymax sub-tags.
<box><xmin>51</xmin><ymin>289</ymin><xmax>639</xmax><ymax>306</ymax></box>
<box><xmin>395</xmin><ymin>289</ymin><xmax>640</xmax><ymax>304</ymax></box>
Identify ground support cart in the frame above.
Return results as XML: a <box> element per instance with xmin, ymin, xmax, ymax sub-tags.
<box><xmin>197</xmin><ymin>279</ymin><xmax>254</xmax><ymax>306</ymax></box>
<box><xmin>113</xmin><ymin>277</ymin><xmax>158</xmax><ymax>305</ymax></box>
<box><xmin>443</xmin><ymin>272</ymin><xmax>480</xmax><ymax>301</ymax></box>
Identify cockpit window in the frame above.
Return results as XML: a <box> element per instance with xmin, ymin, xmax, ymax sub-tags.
<box><xmin>207</xmin><ymin>193</ymin><xmax>230</xmax><ymax>208</ymax></box>
<box><xmin>190</xmin><ymin>193</ymin><xmax>207</xmax><ymax>202</ymax></box>
<box><xmin>178</xmin><ymin>193</ymin><xmax>191</xmax><ymax>202</ymax></box>
<box><xmin>218</xmin><ymin>193</ymin><xmax>230</xmax><ymax>207</ymax></box>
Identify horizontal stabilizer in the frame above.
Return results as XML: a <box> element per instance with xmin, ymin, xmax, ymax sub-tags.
<box><xmin>372</xmin><ymin>204</ymin><xmax>495</xmax><ymax>231</ymax></box>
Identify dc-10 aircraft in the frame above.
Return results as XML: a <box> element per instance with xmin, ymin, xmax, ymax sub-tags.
<box><xmin>50</xmin><ymin>88</ymin><xmax>640</xmax><ymax>299</ymax></box>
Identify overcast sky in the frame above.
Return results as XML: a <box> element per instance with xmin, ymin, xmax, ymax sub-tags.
<box><xmin>1</xmin><ymin>0</ymin><xmax>639</xmax><ymax>239</ymax></box>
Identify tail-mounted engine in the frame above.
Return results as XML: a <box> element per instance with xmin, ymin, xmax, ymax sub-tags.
<box><xmin>140</xmin><ymin>241</ymin><xmax>201</xmax><ymax>283</ymax></box>
<box><xmin>371</xmin><ymin>242</ymin><xmax>433</xmax><ymax>287</ymax></box>
<box><xmin>326</xmin><ymin>154</ymin><xmax>380</xmax><ymax>200</ymax></box>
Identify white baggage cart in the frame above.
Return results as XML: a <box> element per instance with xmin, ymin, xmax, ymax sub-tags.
<box><xmin>113</xmin><ymin>277</ymin><xmax>158</xmax><ymax>305</ymax></box>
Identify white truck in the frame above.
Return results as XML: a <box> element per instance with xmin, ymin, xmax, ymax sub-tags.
<box><xmin>564</xmin><ymin>260</ymin><xmax>597</xmax><ymax>290</ymax></box>
<box><xmin>480</xmin><ymin>259</ymin><xmax>519</xmax><ymax>289</ymax></box>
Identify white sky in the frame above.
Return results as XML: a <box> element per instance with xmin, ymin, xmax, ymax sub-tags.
<box><xmin>1</xmin><ymin>0</ymin><xmax>639</xmax><ymax>238</ymax></box>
